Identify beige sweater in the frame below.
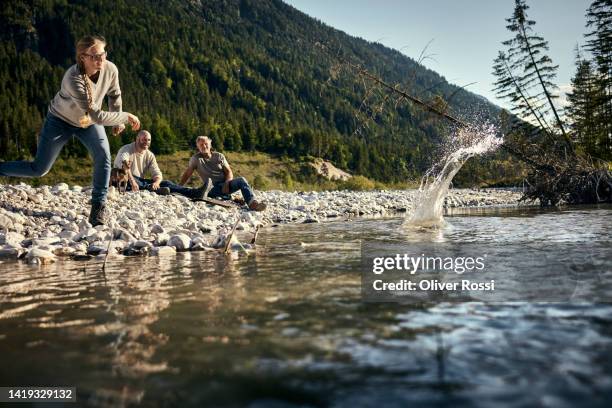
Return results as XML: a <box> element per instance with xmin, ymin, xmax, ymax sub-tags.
<box><xmin>48</xmin><ymin>61</ymin><xmax>129</xmax><ymax>127</ymax></box>
<box><xmin>114</xmin><ymin>143</ymin><xmax>162</xmax><ymax>180</ymax></box>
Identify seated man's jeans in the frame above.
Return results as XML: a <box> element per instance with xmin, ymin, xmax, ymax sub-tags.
<box><xmin>128</xmin><ymin>176</ymin><xmax>199</xmax><ymax>198</ymax></box>
<box><xmin>208</xmin><ymin>177</ymin><xmax>255</xmax><ymax>204</ymax></box>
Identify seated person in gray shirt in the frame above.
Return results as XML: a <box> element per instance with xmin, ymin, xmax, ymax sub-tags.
<box><xmin>114</xmin><ymin>130</ymin><xmax>207</xmax><ymax>199</ymax></box>
<box><xmin>179</xmin><ymin>136</ymin><xmax>267</xmax><ymax>211</ymax></box>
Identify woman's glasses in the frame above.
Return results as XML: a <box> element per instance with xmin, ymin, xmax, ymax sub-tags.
<box><xmin>84</xmin><ymin>51</ymin><xmax>108</xmax><ymax>62</ymax></box>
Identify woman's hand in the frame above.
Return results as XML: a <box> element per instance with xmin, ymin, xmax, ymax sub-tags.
<box><xmin>112</xmin><ymin>124</ymin><xmax>126</xmax><ymax>136</ymax></box>
<box><xmin>127</xmin><ymin>113</ymin><xmax>140</xmax><ymax>131</ymax></box>
<box><xmin>130</xmin><ymin>180</ymin><xmax>140</xmax><ymax>192</ymax></box>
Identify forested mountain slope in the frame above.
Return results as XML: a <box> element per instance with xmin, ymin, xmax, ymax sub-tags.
<box><xmin>0</xmin><ymin>0</ymin><xmax>502</xmax><ymax>183</ymax></box>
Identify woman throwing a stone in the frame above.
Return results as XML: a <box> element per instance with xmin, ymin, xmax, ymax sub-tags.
<box><xmin>0</xmin><ymin>35</ymin><xmax>140</xmax><ymax>225</ymax></box>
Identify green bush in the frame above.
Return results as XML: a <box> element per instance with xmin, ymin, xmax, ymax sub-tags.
<box><xmin>252</xmin><ymin>174</ymin><xmax>271</xmax><ymax>190</ymax></box>
<box><xmin>277</xmin><ymin>170</ymin><xmax>294</xmax><ymax>190</ymax></box>
<box><xmin>340</xmin><ymin>175</ymin><xmax>376</xmax><ymax>191</ymax></box>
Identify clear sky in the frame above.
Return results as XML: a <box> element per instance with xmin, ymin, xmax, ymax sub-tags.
<box><xmin>284</xmin><ymin>0</ymin><xmax>592</xmax><ymax>109</ymax></box>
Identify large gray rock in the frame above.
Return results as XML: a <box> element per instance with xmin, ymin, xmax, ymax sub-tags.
<box><xmin>32</xmin><ymin>237</ymin><xmax>61</xmax><ymax>247</ymax></box>
<box><xmin>0</xmin><ymin>231</ymin><xmax>25</xmax><ymax>247</ymax></box>
<box><xmin>0</xmin><ymin>214</ymin><xmax>14</xmax><ymax>231</ymax></box>
<box><xmin>132</xmin><ymin>240</ymin><xmax>152</xmax><ymax>249</ymax></box>
<box><xmin>87</xmin><ymin>245</ymin><xmax>107</xmax><ymax>255</ymax></box>
<box><xmin>167</xmin><ymin>234</ymin><xmax>191</xmax><ymax>250</ymax></box>
<box><xmin>0</xmin><ymin>245</ymin><xmax>24</xmax><ymax>259</ymax></box>
<box><xmin>150</xmin><ymin>224</ymin><xmax>164</xmax><ymax>234</ymax></box>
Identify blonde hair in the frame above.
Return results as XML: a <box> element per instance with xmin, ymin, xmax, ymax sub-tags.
<box><xmin>75</xmin><ymin>35</ymin><xmax>106</xmax><ymax>113</ymax></box>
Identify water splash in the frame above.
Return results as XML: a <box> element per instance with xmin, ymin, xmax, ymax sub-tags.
<box><xmin>405</xmin><ymin>122</ymin><xmax>503</xmax><ymax>229</ymax></box>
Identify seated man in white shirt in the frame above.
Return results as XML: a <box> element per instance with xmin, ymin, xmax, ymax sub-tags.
<box><xmin>114</xmin><ymin>130</ymin><xmax>207</xmax><ymax>199</ymax></box>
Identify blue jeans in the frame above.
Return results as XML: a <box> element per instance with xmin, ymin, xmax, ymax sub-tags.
<box><xmin>0</xmin><ymin>113</ymin><xmax>110</xmax><ymax>204</ymax></box>
<box><xmin>208</xmin><ymin>177</ymin><xmax>255</xmax><ymax>204</ymax></box>
<box><xmin>130</xmin><ymin>176</ymin><xmax>201</xmax><ymax>198</ymax></box>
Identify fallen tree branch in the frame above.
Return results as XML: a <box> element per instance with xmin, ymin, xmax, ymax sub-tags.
<box><xmin>316</xmin><ymin>42</ymin><xmax>468</xmax><ymax>128</ymax></box>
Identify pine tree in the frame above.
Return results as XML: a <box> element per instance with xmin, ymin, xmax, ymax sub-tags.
<box><xmin>494</xmin><ymin>0</ymin><xmax>569</xmax><ymax>147</ymax></box>
<box><xmin>492</xmin><ymin>0</ymin><xmax>612</xmax><ymax>205</ymax></box>
<box><xmin>584</xmin><ymin>0</ymin><xmax>612</xmax><ymax>158</ymax></box>
<box><xmin>566</xmin><ymin>50</ymin><xmax>604</xmax><ymax>157</ymax></box>
<box><xmin>493</xmin><ymin>51</ymin><xmax>550</xmax><ymax>134</ymax></box>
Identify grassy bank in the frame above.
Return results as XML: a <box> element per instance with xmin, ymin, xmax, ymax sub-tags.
<box><xmin>0</xmin><ymin>150</ymin><xmax>417</xmax><ymax>191</ymax></box>
<box><xmin>1</xmin><ymin>149</ymin><xmax>529</xmax><ymax>191</ymax></box>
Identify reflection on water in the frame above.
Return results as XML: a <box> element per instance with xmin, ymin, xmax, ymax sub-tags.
<box><xmin>0</xmin><ymin>205</ymin><xmax>611</xmax><ymax>407</ymax></box>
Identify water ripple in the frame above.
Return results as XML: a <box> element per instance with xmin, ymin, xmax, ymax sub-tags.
<box><xmin>0</xmin><ymin>206</ymin><xmax>610</xmax><ymax>407</ymax></box>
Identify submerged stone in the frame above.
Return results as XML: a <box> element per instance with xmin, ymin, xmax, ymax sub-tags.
<box><xmin>152</xmin><ymin>246</ymin><xmax>176</xmax><ymax>256</ymax></box>
<box><xmin>26</xmin><ymin>248</ymin><xmax>56</xmax><ymax>264</ymax></box>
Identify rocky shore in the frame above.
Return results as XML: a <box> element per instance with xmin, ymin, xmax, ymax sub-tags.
<box><xmin>0</xmin><ymin>183</ymin><xmax>526</xmax><ymax>264</ymax></box>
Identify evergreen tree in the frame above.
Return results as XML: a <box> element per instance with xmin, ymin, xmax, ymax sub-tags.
<box><xmin>566</xmin><ymin>49</ymin><xmax>607</xmax><ymax>158</ymax></box>
<box><xmin>495</xmin><ymin>0</ymin><xmax>568</xmax><ymax>145</ymax></box>
<box><xmin>584</xmin><ymin>0</ymin><xmax>612</xmax><ymax>158</ymax></box>
<box><xmin>492</xmin><ymin>0</ymin><xmax>612</xmax><ymax>205</ymax></box>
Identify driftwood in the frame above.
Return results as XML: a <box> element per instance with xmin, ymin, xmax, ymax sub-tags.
<box><xmin>499</xmin><ymin>106</ymin><xmax>611</xmax><ymax>206</ymax></box>
<box><xmin>223</xmin><ymin>217</ymin><xmax>241</xmax><ymax>254</ymax></box>
<box><xmin>192</xmin><ymin>197</ymin><xmax>239</xmax><ymax>209</ymax></box>
<box><xmin>509</xmin><ymin>133</ymin><xmax>612</xmax><ymax>205</ymax></box>
<box><xmin>251</xmin><ymin>224</ymin><xmax>260</xmax><ymax>245</ymax></box>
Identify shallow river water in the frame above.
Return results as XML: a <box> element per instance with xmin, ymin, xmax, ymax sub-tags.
<box><xmin>0</xmin><ymin>205</ymin><xmax>611</xmax><ymax>407</ymax></box>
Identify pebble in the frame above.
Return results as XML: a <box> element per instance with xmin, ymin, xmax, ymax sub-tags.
<box><xmin>0</xmin><ymin>183</ymin><xmax>527</xmax><ymax>263</ymax></box>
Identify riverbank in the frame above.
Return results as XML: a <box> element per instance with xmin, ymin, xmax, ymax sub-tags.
<box><xmin>0</xmin><ymin>183</ymin><xmax>526</xmax><ymax>263</ymax></box>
